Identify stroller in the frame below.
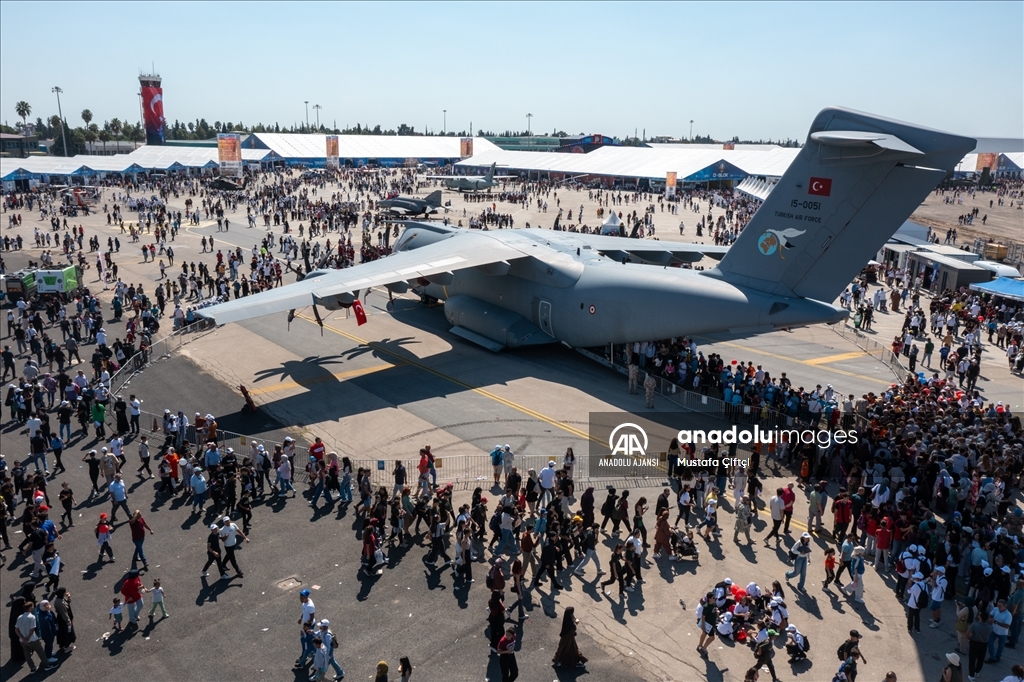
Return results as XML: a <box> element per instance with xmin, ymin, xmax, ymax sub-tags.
<box><xmin>671</xmin><ymin>528</ymin><xmax>700</xmax><ymax>562</ymax></box>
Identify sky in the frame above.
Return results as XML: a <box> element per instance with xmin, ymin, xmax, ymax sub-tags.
<box><xmin>1</xmin><ymin>1</ymin><xmax>1021</xmax><ymax>141</ymax></box>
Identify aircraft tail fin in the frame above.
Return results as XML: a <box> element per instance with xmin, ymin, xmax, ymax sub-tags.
<box><xmin>705</xmin><ymin>107</ymin><xmax>974</xmax><ymax>302</ymax></box>
<box><xmin>486</xmin><ymin>162</ymin><xmax>496</xmax><ymax>179</ymax></box>
<box><xmin>425</xmin><ymin>190</ymin><xmax>443</xmax><ymax>206</ymax></box>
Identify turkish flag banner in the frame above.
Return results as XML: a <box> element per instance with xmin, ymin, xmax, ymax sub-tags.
<box><xmin>352</xmin><ymin>299</ymin><xmax>368</xmax><ymax>326</ymax></box>
<box><xmin>808</xmin><ymin>177</ymin><xmax>832</xmax><ymax>196</ymax></box>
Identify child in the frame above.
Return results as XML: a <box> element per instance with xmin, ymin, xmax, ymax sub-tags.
<box><xmin>96</xmin><ymin>513</ymin><xmax>114</xmax><ymax>562</ymax></box>
<box><xmin>147</xmin><ymin>579</ymin><xmax>167</xmax><ymax>618</ymax></box>
<box><xmin>109</xmin><ymin>597</ymin><xmax>123</xmax><ymax>631</ymax></box>
<box><xmin>823</xmin><ymin>547</ymin><xmax>837</xmax><ymax>589</ymax></box>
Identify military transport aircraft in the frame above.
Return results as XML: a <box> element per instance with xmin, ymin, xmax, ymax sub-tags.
<box><xmin>198</xmin><ymin>107</ymin><xmax>974</xmax><ymax>352</ymax></box>
<box><xmin>425</xmin><ymin>163</ymin><xmax>516</xmax><ymax>192</ymax></box>
<box><xmin>376</xmin><ymin>190</ymin><xmax>446</xmax><ymax>217</ymax></box>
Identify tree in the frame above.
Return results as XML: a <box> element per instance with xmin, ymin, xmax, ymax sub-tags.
<box><xmin>98</xmin><ymin>128</ymin><xmax>111</xmax><ymax>154</ymax></box>
<box><xmin>15</xmin><ymin>101</ymin><xmax>31</xmax><ymax>132</ymax></box>
<box><xmin>81</xmin><ymin>108</ymin><xmax>93</xmax><ymax>127</ymax></box>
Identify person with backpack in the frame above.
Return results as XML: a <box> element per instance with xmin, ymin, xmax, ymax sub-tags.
<box><xmin>753</xmin><ymin>626</ymin><xmax>780</xmax><ymax>682</ymax></box>
<box><xmin>906</xmin><ymin>571</ymin><xmax>927</xmax><ymax>634</ymax></box>
<box><xmin>317</xmin><ymin>619</ymin><xmax>344</xmax><ymax>681</ymax></box>
<box><xmin>844</xmin><ymin>546</ymin><xmax>867</xmax><ymax>603</ymax></box>
<box><xmin>835</xmin><ymin>630</ymin><xmax>866</xmax><ymax>682</ymax></box>
<box><xmin>785</xmin><ymin>624</ymin><xmax>809</xmax><ymax>663</ymax></box>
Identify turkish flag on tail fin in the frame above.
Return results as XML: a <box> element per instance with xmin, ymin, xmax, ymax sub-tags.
<box><xmin>352</xmin><ymin>299</ymin><xmax>367</xmax><ymax>326</ymax></box>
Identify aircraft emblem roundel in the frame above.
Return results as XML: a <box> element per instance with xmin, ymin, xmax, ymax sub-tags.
<box><xmin>589</xmin><ymin>304</ymin><xmax>596</xmax><ymax>314</ymax></box>
<box><xmin>757</xmin><ymin>232</ymin><xmax>779</xmax><ymax>256</ymax></box>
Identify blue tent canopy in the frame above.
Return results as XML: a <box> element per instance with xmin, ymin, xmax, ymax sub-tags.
<box><xmin>969</xmin><ymin>276</ymin><xmax>1024</xmax><ymax>302</ymax></box>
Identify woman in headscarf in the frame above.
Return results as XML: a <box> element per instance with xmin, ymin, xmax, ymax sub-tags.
<box><xmin>54</xmin><ymin>587</ymin><xmax>76</xmax><ymax>654</ymax></box>
<box><xmin>579</xmin><ymin>487</ymin><xmax>595</xmax><ymax>528</ymax></box>
<box><xmin>552</xmin><ymin>606</ymin><xmax>587</xmax><ymax>668</ymax></box>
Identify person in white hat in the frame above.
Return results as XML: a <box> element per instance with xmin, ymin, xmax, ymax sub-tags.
<box><xmin>785</xmin><ymin>623</ymin><xmax>809</xmax><ymax>662</ymax></box>
<box><xmin>785</xmin><ymin>532</ymin><xmax>812</xmax><ymax>591</ymax></box>
<box><xmin>906</xmin><ymin>571</ymin><xmax>927</xmax><ymax>634</ymax></box>
<box><xmin>930</xmin><ymin>566</ymin><xmax>948</xmax><ymax>627</ymax></box>
<box><xmin>489</xmin><ymin>444</ymin><xmax>504</xmax><ymax>486</ymax></box>
<box><xmin>317</xmin><ymin>619</ymin><xmax>344</xmax><ymax>679</ymax></box>
<box><xmin>537</xmin><ymin>460</ymin><xmax>557</xmax><ymax>506</ymax></box>
<box><xmin>941</xmin><ymin>652</ymin><xmax>961</xmax><ymax>682</ymax></box>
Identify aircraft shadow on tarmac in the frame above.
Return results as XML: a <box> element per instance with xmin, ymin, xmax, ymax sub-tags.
<box><xmin>226</xmin><ymin>296</ymin><xmax>621</xmax><ymax>433</ymax></box>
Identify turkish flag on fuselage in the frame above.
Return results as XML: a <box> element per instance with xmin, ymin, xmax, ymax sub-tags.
<box><xmin>352</xmin><ymin>299</ymin><xmax>367</xmax><ymax>326</ymax></box>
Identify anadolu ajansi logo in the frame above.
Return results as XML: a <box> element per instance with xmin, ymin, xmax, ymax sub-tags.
<box><xmin>609</xmin><ymin>423</ymin><xmax>648</xmax><ymax>457</ymax></box>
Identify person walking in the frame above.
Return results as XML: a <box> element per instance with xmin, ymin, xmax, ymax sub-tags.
<box><xmin>643</xmin><ymin>372</ymin><xmax>656</xmax><ymax>408</ymax></box>
<box><xmin>219</xmin><ymin>516</ymin><xmax>249</xmax><ymax>579</ymax></box>
<box><xmin>573</xmin><ymin>524</ymin><xmax>604</xmax><ymax>577</ymax></box>
<box><xmin>295</xmin><ymin>589</ymin><xmax>317</xmax><ymax>669</ymax></box>
<box><xmin>310</xmin><ymin>635</ymin><xmax>329</xmax><ymax>682</ymax></box>
<box><xmin>95</xmin><ymin>513</ymin><xmax>115</xmax><ymax>563</ymax></box>
<box><xmin>128</xmin><ymin>510</ymin><xmax>154</xmax><ymax>571</ymax></box>
<box><xmin>733</xmin><ymin>495</ymin><xmax>753</xmax><ymax>545</ymax></box>
<box><xmin>552</xmin><ymin>606</ymin><xmax>587</xmax><ymax>668</ymax></box>
<box><xmin>836</xmin><ymin>630</ymin><xmax>866</xmax><ymax>682</ymax></box>
<box><xmin>753</xmin><ymin>626</ymin><xmax>779</xmax><ymax>682</ymax></box>
<box><xmin>147</xmin><ymin>579</ymin><xmax>168</xmax><ymax>619</ymax></box>
<box><xmin>120</xmin><ymin>569</ymin><xmax>145</xmax><ymax>629</ymax></box>
<box><xmin>845</xmin><ymin>546</ymin><xmax>867</xmax><ymax>603</ymax></box>
<box><xmin>786</xmin><ymin>532</ymin><xmax>812</xmax><ymax>591</ymax></box>
<box><xmin>653</xmin><ymin>510</ymin><xmax>673</xmax><ymax>556</ymax></box>
<box><xmin>764</xmin><ymin>488</ymin><xmax>785</xmax><ymax>544</ymax></box>
<box><xmin>108</xmin><ymin>473</ymin><xmax>131</xmax><ymax>522</ymax></box>
<box><xmin>497</xmin><ymin>626</ymin><xmax>519</xmax><ymax>682</ymax></box>
<box><xmin>317</xmin><ymin>620</ymin><xmax>345</xmax><ymax>680</ymax></box>
<box><xmin>202</xmin><ymin>523</ymin><xmax>227</xmax><ymax>579</ymax></box>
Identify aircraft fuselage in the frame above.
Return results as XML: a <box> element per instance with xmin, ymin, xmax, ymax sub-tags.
<box><xmin>404</xmin><ymin>227</ymin><xmax>844</xmax><ymax>347</ymax></box>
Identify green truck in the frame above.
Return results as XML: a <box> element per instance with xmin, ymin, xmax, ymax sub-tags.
<box><xmin>34</xmin><ymin>266</ymin><xmax>80</xmax><ymax>294</ymax></box>
<box><xmin>2</xmin><ymin>266</ymin><xmax>80</xmax><ymax>302</ymax></box>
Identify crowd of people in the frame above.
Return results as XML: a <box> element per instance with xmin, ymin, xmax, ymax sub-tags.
<box><xmin>1</xmin><ymin>170</ymin><xmax>1022</xmax><ymax>682</ymax></box>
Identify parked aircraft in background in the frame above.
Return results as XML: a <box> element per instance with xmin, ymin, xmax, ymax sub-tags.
<box><xmin>376</xmin><ymin>190</ymin><xmax>447</xmax><ymax>216</ymax></box>
<box><xmin>425</xmin><ymin>163</ymin><xmax>516</xmax><ymax>191</ymax></box>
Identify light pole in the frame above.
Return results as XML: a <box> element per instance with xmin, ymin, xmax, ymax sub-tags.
<box><xmin>313</xmin><ymin>104</ymin><xmax>322</xmax><ymax>130</ymax></box>
<box><xmin>443</xmin><ymin>109</ymin><xmax>446</xmax><ymax>135</ymax></box>
<box><xmin>52</xmin><ymin>86</ymin><xmax>68</xmax><ymax>157</ymax></box>
<box><xmin>304</xmin><ymin>101</ymin><xmax>309</xmax><ymax>131</ymax></box>
<box><xmin>689</xmin><ymin>120</ymin><xmax>694</xmax><ymax>141</ymax></box>
<box><xmin>526</xmin><ymin>113</ymin><xmax>533</xmax><ymax>136</ymax></box>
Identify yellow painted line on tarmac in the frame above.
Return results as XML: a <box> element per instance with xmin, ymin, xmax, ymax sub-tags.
<box><xmin>248</xmin><ymin>362</ymin><xmax>400</xmax><ymax>396</ymax></box>
<box><xmin>805</xmin><ymin>350</ymin><xmax>870</xmax><ymax>366</ymax></box>
<box><xmin>708</xmin><ymin>339</ymin><xmax>893</xmax><ymax>386</ymax></box>
<box><xmin>294</xmin><ymin>313</ymin><xmax>600</xmax><ymax>444</ymax></box>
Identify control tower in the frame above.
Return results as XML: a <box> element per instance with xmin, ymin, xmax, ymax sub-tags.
<box><xmin>138</xmin><ymin>72</ymin><xmax>165</xmax><ymax>146</ymax></box>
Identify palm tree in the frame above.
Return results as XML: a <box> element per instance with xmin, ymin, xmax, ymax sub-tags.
<box><xmin>98</xmin><ymin>128</ymin><xmax>111</xmax><ymax>155</ymax></box>
<box><xmin>15</xmin><ymin>101</ymin><xmax>31</xmax><ymax>132</ymax></box>
<box><xmin>109</xmin><ymin>117</ymin><xmax>122</xmax><ymax>151</ymax></box>
<box><xmin>81</xmin><ymin>109</ymin><xmax>93</xmax><ymax>128</ymax></box>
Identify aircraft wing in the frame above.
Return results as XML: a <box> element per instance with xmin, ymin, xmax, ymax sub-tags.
<box><xmin>195</xmin><ymin>233</ymin><xmax>529</xmax><ymax>325</ymax></box>
<box><xmin>571</xmin><ymin>233</ymin><xmax>729</xmax><ymax>263</ymax></box>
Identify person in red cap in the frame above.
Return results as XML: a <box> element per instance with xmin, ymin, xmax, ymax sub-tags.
<box><xmin>95</xmin><ymin>514</ymin><xmax>114</xmax><ymax>563</ymax></box>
